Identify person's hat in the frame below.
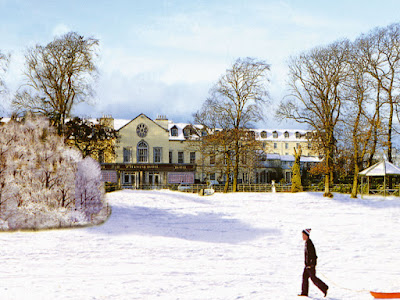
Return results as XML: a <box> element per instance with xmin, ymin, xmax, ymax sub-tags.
<box><xmin>302</xmin><ymin>228</ymin><xmax>311</xmax><ymax>236</ymax></box>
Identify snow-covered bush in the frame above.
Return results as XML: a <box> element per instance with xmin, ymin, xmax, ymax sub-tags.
<box><xmin>75</xmin><ymin>156</ymin><xmax>104</xmax><ymax>220</ymax></box>
<box><xmin>0</xmin><ymin>116</ymin><xmax>110</xmax><ymax>230</ymax></box>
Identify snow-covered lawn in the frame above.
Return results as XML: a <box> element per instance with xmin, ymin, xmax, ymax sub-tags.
<box><xmin>1</xmin><ymin>190</ymin><xmax>399</xmax><ymax>299</ymax></box>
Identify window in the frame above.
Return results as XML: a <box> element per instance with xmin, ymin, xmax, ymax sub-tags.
<box><xmin>285</xmin><ymin>143</ymin><xmax>289</xmax><ymax>149</ymax></box>
<box><xmin>273</xmin><ymin>131</ymin><xmax>278</xmax><ymax>138</ymax></box>
<box><xmin>210</xmin><ymin>173</ymin><xmax>216</xmax><ymax>180</ymax></box>
<box><xmin>154</xmin><ymin>147</ymin><xmax>162</xmax><ymax>163</ymax></box>
<box><xmin>295</xmin><ymin>131</ymin><xmax>301</xmax><ymax>139</ymax></box>
<box><xmin>171</xmin><ymin>126</ymin><xmax>178</xmax><ymax>137</ymax></box>
<box><xmin>136</xmin><ymin>123</ymin><xmax>148</xmax><ymax>138</ymax></box>
<box><xmin>284</xmin><ymin>131</ymin><xmax>289</xmax><ymax>138</ymax></box>
<box><xmin>123</xmin><ymin>173</ymin><xmax>132</xmax><ymax>184</ymax></box>
<box><xmin>123</xmin><ymin>147</ymin><xmax>132</xmax><ymax>163</ymax></box>
<box><xmin>261</xmin><ymin>131</ymin><xmax>267</xmax><ymax>138</ymax></box>
<box><xmin>178</xmin><ymin>151</ymin><xmax>184</xmax><ymax>164</ymax></box>
<box><xmin>274</xmin><ymin>143</ymin><xmax>277</xmax><ymax>149</ymax></box>
<box><xmin>210</xmin><ymin>155</ymin><xmax>215</xmax><ymax>165</ymax></box>
<box><xmin>169</xmin><ymin>151</ymin><xmax>173</xmax><ymax>163</ymax></box>
<box><xmin>201</xmin><ymin>130</ymin><xmax>207</xmax><ymax>137</ymax></box>
<box><xmin>296</xmin><ymin>143</ymin><xmax>300</xmax><ymax>149</ymax></box>
<box><xmin>190</xmin><ymin>152</ymin><xmax>196</xmax><ymax>164</ymax></box>
<box><xmin>137</xmin><ymin>141</ymin><xmax>148</xmax><ymax>163</ymax></box>
<box><xmin>183</xmin><ymin>126</ymin><xmax>191</xmax><ymax>138</ymax></box>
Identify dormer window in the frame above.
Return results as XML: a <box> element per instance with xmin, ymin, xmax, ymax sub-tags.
<box><xmin>171</xmin><ymin>126</ymin><xmax>178</xmax><ymax>137</ymax></box>
<box><xmin>295</xmin><ymin>131</ymin><xmax>301</xmax><ymax>139</ymax></box>
<box><xmin>248</xmin><ymin>131</ymin><xmax>256</xmax><ymax>139</ymax></box>
<box><xmin>261</xmin><ymin>131</ymin><xmax>267</xmax><ymax>138</ymax></box>
<box><xmin>183</xmin><ymin>126</ymin><xmax>191</xmax><ymax>138</ymax></box>
<box><xmin>284</xmin><ymin>131</ymin><xmax>289</xmax><ymax>138</ymax></box>
<box><xmin>273</xmin><ymin>131</ymin><xmax>278</xmax><ymax>138</ymax></box>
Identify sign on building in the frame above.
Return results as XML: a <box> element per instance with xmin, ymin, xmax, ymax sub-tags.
<box><xmin>168</xmin><ymin>172</ymin><xmax>194</xmax><ymax>184</ymax></box>
<box><xmin>101</xmin><ymin>170</ymin><xmax>118</xmax><ymax>183</ymax></box>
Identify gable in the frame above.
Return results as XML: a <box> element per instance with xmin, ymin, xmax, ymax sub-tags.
<box><xmin>118</xmin><ymin>113</ymin><xmax>168</xmax><ymax>133</ymax></box>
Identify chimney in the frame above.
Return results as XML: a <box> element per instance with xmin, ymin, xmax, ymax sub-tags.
<box><xmin>98</xmin><ymin>115</ymin><xmax>114</xmax><ymax>129</ymax></box>
<box><xmin>155</xmin><ymin>114</ymin><xmax>169</xmax><ymax>129</ymax></box>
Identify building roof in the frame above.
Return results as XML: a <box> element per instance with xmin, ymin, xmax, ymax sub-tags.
<box><xmin>266</xmin><ymin>154</ymin><xmax>321</xmax><ymax>163</ymax></box>
<box><xmin>1</xmin><ymin>116</ymin><xmax>312</xmax><ymax>142</ymax></box>
<box><xmin>359</xmin><ymin>160</ymin><xmax>400</xmax><ymax>176</ymax></box>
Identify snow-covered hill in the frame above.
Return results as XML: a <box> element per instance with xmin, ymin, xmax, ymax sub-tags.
<box><xmin>1</xmin><ymin>190</ymin><xmax>399</xmax><ymax>299</ymax></box>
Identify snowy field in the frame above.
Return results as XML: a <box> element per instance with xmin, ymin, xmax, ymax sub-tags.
<box><xmin>0</xmin><ymin>190</ymin><xmax>399</xmax><ymax>300</ymax></box>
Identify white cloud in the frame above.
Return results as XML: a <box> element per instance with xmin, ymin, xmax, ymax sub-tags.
<box><xmin>52</xmin><ymin>24</ymin><xmax>71</xmax><ymax>37</ymax></box>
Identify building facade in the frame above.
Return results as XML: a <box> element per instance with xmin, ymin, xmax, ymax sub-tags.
<box><xmin>100</xmin><ymin>114</ymin><xmax>321</xmax><ymax>188</ymax></box>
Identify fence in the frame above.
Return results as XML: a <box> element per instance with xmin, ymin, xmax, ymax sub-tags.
<box><xmin>105</xmin><ymin>182</ymin><xmax>400</xmax><ymax>196</ymax></box>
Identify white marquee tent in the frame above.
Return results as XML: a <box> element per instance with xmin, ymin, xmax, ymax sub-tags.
<box><xmin>359</xmin><ymin>160</ymin><xmax>400</xmax><ymax>196</ymax></box>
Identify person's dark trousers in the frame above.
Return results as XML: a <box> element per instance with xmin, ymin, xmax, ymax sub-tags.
<box><xmin>301</xmin><ymin>267</ymin><xmax>328</xmax><ymax>296</ymax></box>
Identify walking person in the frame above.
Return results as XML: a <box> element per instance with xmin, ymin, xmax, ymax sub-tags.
<box><xmin>299</xmin><ymin>228</ymin><xmax>329</xmax><ymax>297</ymax></box>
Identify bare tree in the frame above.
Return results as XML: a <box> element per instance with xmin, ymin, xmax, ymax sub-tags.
<box><xmin>193</xmin><ymin>100</ymin><xmax>236</xmax><ymax>192</ymax></box>
<box><xmin>196</xmin><ymin>57</ymin><xmax>270</xmax><ymax>192</ymax></box>
<box><xmin>277</xmin><ymin>40</ymin><xmax>350</xmax><ymax>197</ymax></box>
<box><xmin>12</xmin><ymin>32</ymin><xmax>99</xmax><ymax>134</ymax></box>
<box><xmin>356</xmin><ymin>23</ymin><xmax>400</xmax><ymax>164</ymax></box>
<box><xmin>341</xmin><ymin>42</ymin><xmax>379</xmax><ymax>198</ymax></box>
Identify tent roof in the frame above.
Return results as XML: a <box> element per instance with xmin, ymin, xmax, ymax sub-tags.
<box><xmin>359</xmin><ymin>160</ymin><xmax>400</xmax><ymax>176</ymax></box>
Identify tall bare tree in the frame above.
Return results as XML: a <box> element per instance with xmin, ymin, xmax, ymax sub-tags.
<box><xmin>12</xmin><ymin>32</ymin><xmax>99</xmax><ymax>134</ymax></box>
<box><xmin>195</xmin><ymin>57</ymin><xmax>270</xmax><ymax>192</ymax></box>
<box><xmin>277</xmin><ymin>40</ymin><xmax>350</xmax><ymax>197</ymax></box>
<box><xmin>356</xmin><ymin>23</ymin><xmax>400</xmax><ymax>164</ymax></box>
<box><xmin>341</xmin><ymin>42</ymin><xmax>379</xmax><ymax>198</ymax></box>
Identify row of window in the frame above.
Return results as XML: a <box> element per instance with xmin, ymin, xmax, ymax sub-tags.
<box><xmin>262</xmin><ymin>131</ymin><xmax>305</xmax><ymax>139</ymax></box>
<box><xmin>273</xmin><ymin>142</ymin><xmax>312</xmax><ymax>150</ymax></box>
<box><xmin>123</xmin><ymin>141</ymin><xmax>196</xmax><ymax>164</ymax></box>
<box><xmin>170</xmin><ymin>126</ymin><xmax>308</xmax><ymax>140</ymax></box>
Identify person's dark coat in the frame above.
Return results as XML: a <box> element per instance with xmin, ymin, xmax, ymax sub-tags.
<box><xmin>305</xmin><ymin>238</ymin><xmax>318</xmax><ymax>267</ymax></box>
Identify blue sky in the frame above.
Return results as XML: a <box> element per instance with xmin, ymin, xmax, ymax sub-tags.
<box><xmin>2</xmin><ymin>0</ymin><xmax>400</xmax><ymax>128</ymax></box>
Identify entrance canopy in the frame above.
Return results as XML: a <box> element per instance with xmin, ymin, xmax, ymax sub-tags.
<box><xmin>359</xmin><ymin>160</ymin><xmax>400</xmax><ymax>177</ymax></box>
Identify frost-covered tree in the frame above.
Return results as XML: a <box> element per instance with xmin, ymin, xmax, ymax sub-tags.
<box><xmin>0</xmin><ymin>51</ymin><xmax>9</xmax><ymax>96</ymax></box>
<box><xmin>0</xmin><ymin>116</ymin><xmax>109</xmax><ymax>230</ymax></box>
<box><xmin>75</xmin><ymin>156</ymin><xmax>104</xmax><ymax>220</ymax></box>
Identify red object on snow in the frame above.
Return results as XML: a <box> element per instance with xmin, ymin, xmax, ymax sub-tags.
<box><xmin>370</xmin><ymin>291</ymin><xmax>400</xmax><ymax>299</ymax></box>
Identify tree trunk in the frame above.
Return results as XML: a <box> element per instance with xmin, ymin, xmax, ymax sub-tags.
<box><xmin>223</xmin><ymin>152</ymin><xmax>230</xmax><ymax>193</ymax></box>
<box><xmin>233</xmin><ymin>143</ymin><xmax>240</xmax><ymax>192</ymax></box>
<box><xmin>324</xmin><ymin>174</ymin><xmax>332</xmax><ymax>197</ymax></box>
<box><xmin>323</xmin><ymin>147</ymin><xmax>333</xmax><ymax>198</ymax></box>
<box><xmin>351</xmin><ymin>163</ymin><xmax>359</xmax><ymax>198</ymax></box>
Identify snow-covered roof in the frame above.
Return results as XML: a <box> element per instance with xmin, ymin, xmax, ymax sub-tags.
<box><xmin>359</xmin><ymin>160</ymin><xmax>400</xmax><ymax>176</ymax></box>
<box><xmin>113</xmin><ymin>119</ymin><xmax>131</xmax><ymax>131</ymax></box>
<box><xmin>0</xmin><ymin>116</ymin><xmax>311</xmax><ymax>142</ymax></box>
<box><xmin>168</xmin><ymin>122</ymin><xmax>202</xmax><ymax>141</ymax></box>
<box><xmin>267</xmin><ymin>153</ymin><xmax>321</xmax><ymax>163</ymax></box>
